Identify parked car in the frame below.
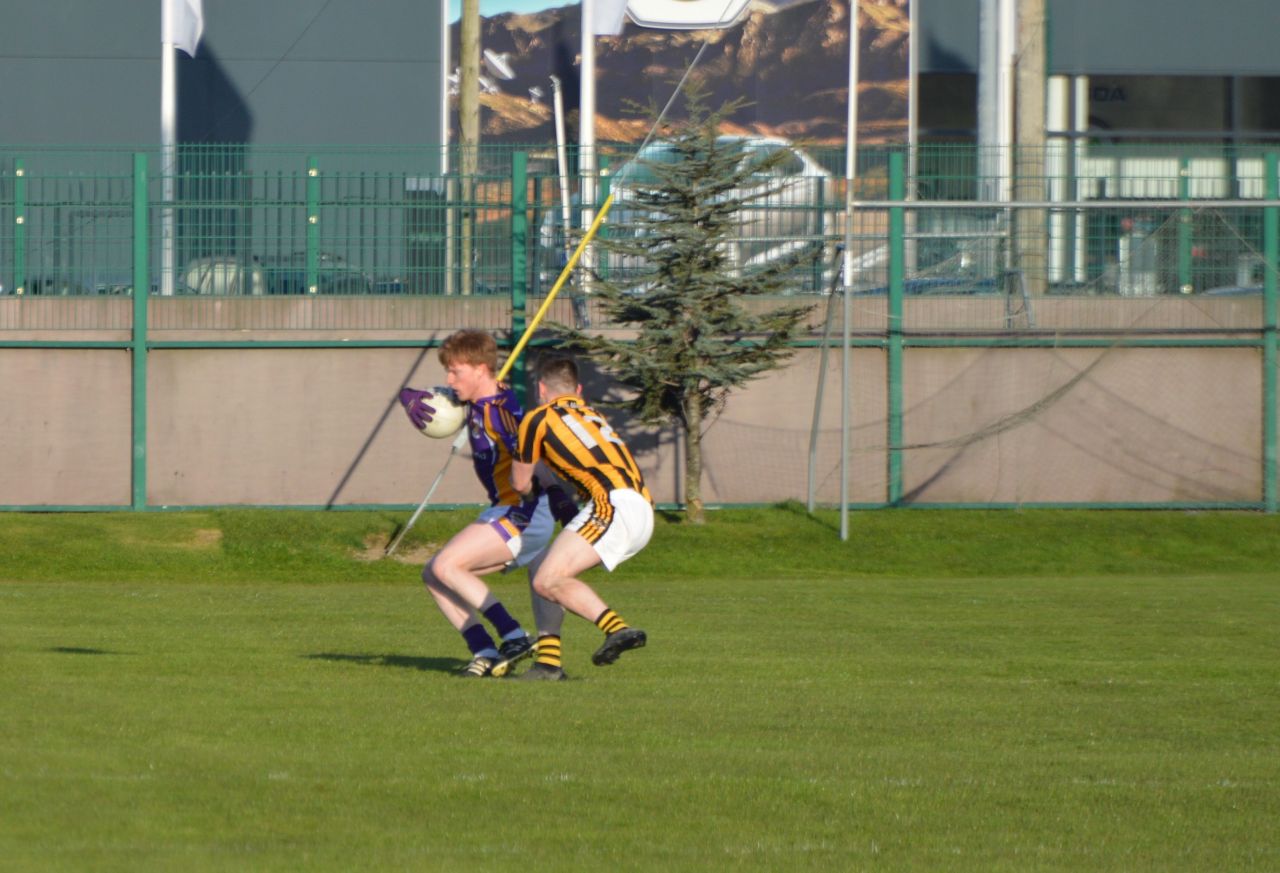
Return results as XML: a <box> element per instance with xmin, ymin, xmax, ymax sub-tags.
<box><xmin>182</xmin><ymin>256</ymin><xmax>267</xmax><ymax>296</ymax></box>
<box><xmin>1203</xmin><ymin>285</ymin><xmax>1262</xmax><ymax>296</ymax></box>
<box><xmin>23</xmin><ymin>276</ymin><xmax>90</xmax><ymax>296</ymax></box>
<box><xmin>853</xmin><ymin>276</ymin><xmax>1000</xmax><ymax>296</ymax></box>
<box><xmin>259</xmin><ymin>252</ymin><xmax>373</xmax><ymax>295</ymax></box>
<box><xmin>538</xmin><ymin>135</ymin><xmax>836</xmax><ymax>292</ymax></box>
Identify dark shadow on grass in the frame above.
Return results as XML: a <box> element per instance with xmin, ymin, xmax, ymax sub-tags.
<box><xmin>49</xmin><ymin>646</ymin><xmax>125</xmax><ymax>656</ymax></box>
<box><xmin>773</xmin><ymin>499</ymin><xmax>841</xmax><ymax>534</ymax></box>
<box><xmin>304</xmin><ymin>652</ymin><xmax>462</xmax><ymax>674</ymax></box>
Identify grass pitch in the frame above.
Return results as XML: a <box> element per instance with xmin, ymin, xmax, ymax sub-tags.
<box><xmin>1</xmin><ymin>507</ymin><xmax>1278</xmax><ymax>871</ymax></box>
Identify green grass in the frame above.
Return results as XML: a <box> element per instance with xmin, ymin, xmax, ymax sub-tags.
<box><xmin>2</xmin><ymin>507</ymin><xmax>1279</xmax><ymax>871</ymax></box>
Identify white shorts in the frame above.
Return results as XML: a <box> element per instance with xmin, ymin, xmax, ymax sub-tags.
<box><xmin>566</xmin><ymin>488</ymin><xmax>654</xmax><ymax>571</ymax></box>
<box><xmin>477</xmin><ymin>496</ymin><xmax>554</xmax><ymax>568</ymax></box>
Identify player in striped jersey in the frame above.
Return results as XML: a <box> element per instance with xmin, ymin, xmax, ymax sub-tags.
<box><xmin>398</xmin><ymin>330</ymin><xmax>568</xmax><ymax>678</ymax></box>
<box><xmin>510</xmin><ymin>354</ymin><xmax>653</xmax><ymax>680</ymax></box>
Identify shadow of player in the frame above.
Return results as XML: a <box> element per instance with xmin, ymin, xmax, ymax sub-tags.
<box><xmin>303</xmin><ymin>652</ymin><xmax>462</xmax><ymax>674</ymax></box>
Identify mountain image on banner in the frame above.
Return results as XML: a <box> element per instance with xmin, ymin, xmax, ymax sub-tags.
<box><xmin>449</xmin><ymin>0</ymin><xmax>908</xmax><ymax>145</ymax></box>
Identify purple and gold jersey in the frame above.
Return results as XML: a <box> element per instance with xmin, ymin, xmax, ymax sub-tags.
<box><xmin>467</xmin><ymin>386</ymin><xmax>531</xmax><ymax>508</ymax></box>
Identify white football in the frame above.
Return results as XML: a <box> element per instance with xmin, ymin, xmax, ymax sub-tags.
<box><xmin>421</xmin><ymin>387</ymin><xmax>467</xmax><ymax>439</ymax></box>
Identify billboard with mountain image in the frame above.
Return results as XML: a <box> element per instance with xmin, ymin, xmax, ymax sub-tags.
<box><xmin>449</xmin><ymin>0</ymin><xmax>908</xmax><ymax>146</ymax></box>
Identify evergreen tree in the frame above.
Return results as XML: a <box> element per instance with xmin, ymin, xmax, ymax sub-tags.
<box><xmin>554</xmin><ymin>89</ymin><xmax>815</xmax><ymax>523</ymax></box>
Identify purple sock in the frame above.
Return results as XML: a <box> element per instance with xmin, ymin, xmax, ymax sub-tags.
<box><xmin>482</xmin><ymin>602</ymin><xmax>522</xmax><ymax>639</ymax></box>
<box><xmin>461</xmin><ymin>623</ymin><xmax>497</xmax><ymax>656</ymax></box>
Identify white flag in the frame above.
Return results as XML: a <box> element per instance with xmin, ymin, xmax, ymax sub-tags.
<box><xmin>163</xmin><ymin>0</ymin><xmax>205</xmax><ymax>57</ymax></box>
<box><xmin>594</xmin><ymin>0</ymin><xmax>630</xmax><ymax>35</ymax></box>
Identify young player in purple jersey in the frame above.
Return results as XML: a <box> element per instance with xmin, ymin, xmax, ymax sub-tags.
<box><xmin>398</xmin><ymin>330</ymin><xmax>576</xmax><ymax>678</ymax></box>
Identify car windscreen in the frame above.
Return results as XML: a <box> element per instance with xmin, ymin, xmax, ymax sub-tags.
<box><xmin>615</xmin><ymin>138</ymin><xmax>800</xmax><ymax>188</ymax></box>
<box><xmin>613</xmin><ymin>142</ymin><xmax>683</xmax><ymax>186</ymax></box>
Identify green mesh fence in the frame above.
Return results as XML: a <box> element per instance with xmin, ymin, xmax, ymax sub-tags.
<box><xmin>1</xmin><ymin>142</ymin><xmax>1278</xmax><ymax>332</ymax></box>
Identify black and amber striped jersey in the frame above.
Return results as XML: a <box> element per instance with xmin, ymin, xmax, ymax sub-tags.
<box><xmin>517</xmin><ymin>394</ymin><xmax>652</xmax><ymax>509</ymax></box>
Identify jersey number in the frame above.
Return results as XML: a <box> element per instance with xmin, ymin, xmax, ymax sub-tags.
<box><xmin>563</xmin><ymin>413</ymin><xmax>622</xmax><ymax>449</ymax></box>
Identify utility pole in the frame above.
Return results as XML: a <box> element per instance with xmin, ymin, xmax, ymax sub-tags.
<box><xmin>459</xmin><ymin>0</ymin><xmax>480</xmax><ymax>295</ymax></box>
<box><xmin>1014</xmin><ymin>0</ymin><xmax>1047</xmax><ymax>296</ymax></box>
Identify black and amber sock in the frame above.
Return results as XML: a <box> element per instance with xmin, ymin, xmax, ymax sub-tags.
<box><xmin>534</xmin><ymin>635</ymin><xmax>562</xmax><ymax>669</ymax></box>
<box><xmin>594</xmin><ymin>608</ymin><xmax>629</xmax><ymax>636</ymax></box>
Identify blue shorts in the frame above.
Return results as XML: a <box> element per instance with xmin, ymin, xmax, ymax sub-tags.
<box><xmin>476</xmin><ymin>496</ymin><xmax>554</xmax><ymax>567</ymax></box>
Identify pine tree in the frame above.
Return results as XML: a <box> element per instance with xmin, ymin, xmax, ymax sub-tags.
<box><xmin>553</xmin><ymin>89</ymin><xmax>815</xmax><ymax>523</ymax></box>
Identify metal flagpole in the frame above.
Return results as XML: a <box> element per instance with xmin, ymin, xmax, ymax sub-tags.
<box><xmin>160</xmin><ymin>41</ymin><xmax>177</xmax><ymax>297</ymax></box>
<box><xmin>840</xmin><ymin>0</ymin><xmax>859</xmax><ymax>541</ymax></box>
<box><xmin>551</xmin><ymin>76</ymin><xmax>574</xmax><ymax>269</ymax></box>
<box><xmin>160</xmin><ymin>0</ymin><xmax>203</xmax><ymax>296</ymax></box>
<box><xmin>579</xmin><ymin>0</ymin><xmax>598</xmax><ymax>295</ymax></box>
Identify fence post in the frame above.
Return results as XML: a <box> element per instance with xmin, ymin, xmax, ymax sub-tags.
<box><xmin>306</xmin><ymin>157</ymin><xmax>320</xmax><ymax>294</ymax></box>
<box><xmin>1264</xmin><ymin>153</ymin><xmax>1278</xmax><ymax>513</ymax></box>
<box><xmin>812</xmin><ymin>175</ymin><xmax>826</xmax><ymax>292</ymax></box>
<box><xmin>887</xmin><ymin>150</ymin><xmax>905</xmax><ymax>505</ymax></box>
<box><xmin>597</xmin><ymin>154</ymin><xmax>611</xmax><ymax>282</ymax></box>
<box><xmin>12</xmin><ymin>160</ymin><xmax>25</xmax><ymax>295</ymax></box>
<box><xmin>510</xmin><ymin>150</ymin><xmax>528</xmax><ymax>400</ymax></box>
<box><xmin>1177</xmin><ymin>156</ymin><xmax>1193</xmax><ymax>294</ymax></box>
<box><xmin>132</xmin><ymin>153</ymin><xmax>150</xmax><ymax>511</ymax></box>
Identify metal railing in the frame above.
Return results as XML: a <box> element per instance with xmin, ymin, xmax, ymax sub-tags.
<box><xmin>3</xmin><ymin>143</ymin><xmax>1278</xmax><ymax>327</ymax></box>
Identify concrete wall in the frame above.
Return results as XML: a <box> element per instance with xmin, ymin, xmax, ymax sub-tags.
<box><xmin>0</xmin><ymin>333</ymin><xmax>1266</xmax><ymax>509</ymax></box>
<box><xmin>0</xmin><ymin>348</ymin><xmax>134</xmax><ymax>506</ymax></box>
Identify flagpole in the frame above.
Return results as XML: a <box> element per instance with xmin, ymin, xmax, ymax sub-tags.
<box><xmin>160</xmin><ymin>39</ymin><xmax>177</xmax><ymax>296</ymax></box>
<box><xmin>579</xmin><ymin>0</ymin><xmax>597</xmax><ymax>294</ymax></box>
<box><xmin>840</xmin><ymin>0</ymin><xmax>859</xmax><ymax>541</ymax></box>
<box><xmin>160</xmin><ymin>0</ymin><xmax>204</xmax><ymax>297</ymax></box>
<box><xmin>440</xmin><ymin>0</ymin><xmax>450</xmax><ymax>176</ymax></box>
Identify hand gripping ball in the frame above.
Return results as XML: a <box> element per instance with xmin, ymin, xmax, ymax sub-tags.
<box><xmin>421</xmin><ymin>387</ymin><xmax>467</xmax><ymax>439</ymax></box>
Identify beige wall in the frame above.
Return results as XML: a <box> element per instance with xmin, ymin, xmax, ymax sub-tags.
<box><xmin>0</xmin><ymin>340</ymin><xmax>1266</xmax><ymax>508</ymax></box>
<box><xmin>0</xmin><ymin>348</ymin><xmax>133</xmax><ymax>506</ymax></box>
<box><xmin>898</xmin><ymin>347</ymin><xmax>1260</xmax><ymax>504</ymax></box>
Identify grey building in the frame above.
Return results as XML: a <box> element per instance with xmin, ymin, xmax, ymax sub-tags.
<box><xmin>0</xmin><ymin>0</ymin><xmax>446</xmax><ymax>152</ymax></box>
<box><xmin>918</xmin><ymin>0</ymin><xmax>1280</xmax><ymax>143</ymax></box>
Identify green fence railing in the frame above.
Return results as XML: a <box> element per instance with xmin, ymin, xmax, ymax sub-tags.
<box><xmin>5</xmin><ymin>143</ymin><xmax>1280</xmax><ymax>319</ymax></box>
